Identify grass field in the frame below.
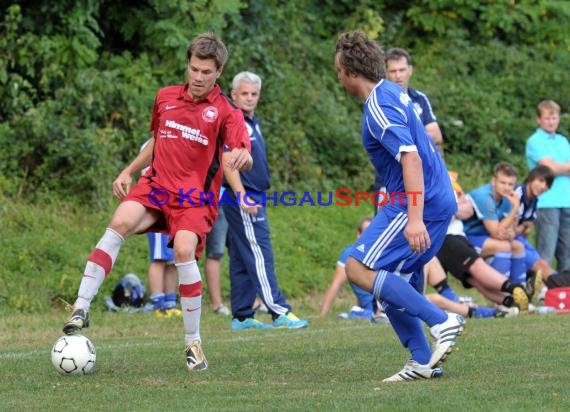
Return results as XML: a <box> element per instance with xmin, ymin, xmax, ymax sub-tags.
<box><xmin>1</xmin><ymin>303</ymin><xmax>569</xmax><ymax>412</ymax></box>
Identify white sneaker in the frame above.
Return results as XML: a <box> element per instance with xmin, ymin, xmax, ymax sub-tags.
<box><xmin>382</xmin><ymin>359</ymin><xmax>443</xmax><ymax>382</ymax></box>
<box><xmin>495</xmin><ymin>305</ymin><xmax>519</xmax><ymax>318</ymax></box>
<box><xmin>213</xmin><ymin>304</ymin><xmax>231</xmax><ymax>316</ymax></box>
<box><xmin>429</xmin><ymin>312</ymin><xmax>465</xmax><ymax>368</ymax></box>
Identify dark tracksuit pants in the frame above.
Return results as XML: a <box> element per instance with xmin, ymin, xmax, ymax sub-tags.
<box><xmin>222</xmin><ymin>190</ymin><xmax>291</xmax><ymax>319</ymax></box>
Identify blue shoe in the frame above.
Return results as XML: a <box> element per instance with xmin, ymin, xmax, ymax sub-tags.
<box><xmin>231</xmin><ymin>318</ymin><xmax>273</xmax><ymax>330</ymax></box>
<box><xmin>273</xmin><ymin>313</ymin><xmax>309</xmax><ymax>329</ymax></box>
<box><xmin>347</xmin><ymin>306</ymin><xmax>373</xmax><ymax>320</ymax></box>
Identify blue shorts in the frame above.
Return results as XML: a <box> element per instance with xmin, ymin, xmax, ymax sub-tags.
<box><xmin>350</xmin><ymin>207</ymin><xmax>450</xmax><ymax>275</ymax></box>
<box><xmin>516</xmin><ymin>235</ymin><xmax>541</xmax><ymax>268</ymax></box>
<box><xmin>465</xmin><ymin>234</ymin><xmax>487</xmax><ymax>254</ymax></box>
<box><xmin>205</xmin><ymin>205</ymin><xmax>228</xmax><ymax>259</ymax></box>
<box><xmin>147</xmin><ymin>232</ymin><xmax>174</xmax><ymax>263</ymax></box>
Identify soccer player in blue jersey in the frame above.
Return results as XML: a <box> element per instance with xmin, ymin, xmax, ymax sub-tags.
<box><xmin>463</xmin><ymin>162</ymin><xmax>528</xmax><ymax>287</ymax></box>
<box><xmin>334</xmin><ymin>31</ymin><xmax>465</xmax><ymax>382</ymax></box>
<box><xmin>513</xmin><ymin>165</ymin><xmax>556</xmax><ymax>300</ymax></box>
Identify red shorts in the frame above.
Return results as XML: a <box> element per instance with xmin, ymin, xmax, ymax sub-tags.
<box><xmin>124</xmin><ymin>178</ymin><xmax>215</xmax><ymax>259</ymax></box>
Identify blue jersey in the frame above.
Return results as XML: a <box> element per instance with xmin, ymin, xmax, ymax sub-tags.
<box><xmin>408</xmin><ymin>86</ymin><xmax>437</xmax><ymax>127</ymax></box>
<box><xmin>514</xmin><ymin>184</ymin><xmax>537</xmax><ymax>224</ymax></box>
<box><xmin>463</xmin><ymin>183</ymin><xmax>512</xmax><ymax>235</ymax></box>
<box><xmin>373</xmin><ymin>86</ymin><xmax>438</xmax><ymax>191</ymax></box>
<box><xmin>362</xmin><ymin>80</ymin><xmax>456</xmax><ymax>220</ymax></box>
<box><xmin>232</xmin><ymin>114</ymin><xmax>271</xmax><ymax>193</ymax></box>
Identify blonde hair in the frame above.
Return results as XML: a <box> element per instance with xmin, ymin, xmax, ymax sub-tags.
<box><xmin>537</xmin><ymin>100</ymin><xmax>561</xmax><ymax>117</ymax></box>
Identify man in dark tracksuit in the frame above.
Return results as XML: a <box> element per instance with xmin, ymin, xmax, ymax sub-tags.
<box><xmin>222</xmin><ymin>71</ymin><xmax>309</xmax><ymax>330</ymax></box>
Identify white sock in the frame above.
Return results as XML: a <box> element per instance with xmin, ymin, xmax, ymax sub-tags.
<box><xmin>176</xmin><ymin>260</ymin><xmax>202</xmax><ymax>345</ymax></box>
<box><xmin>76</xmin><ymin>228</ymin><xmax>124</xmax><ymax>310</ymax></box>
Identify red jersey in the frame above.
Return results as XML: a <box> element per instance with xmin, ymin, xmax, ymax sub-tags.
<box><xmin>145</xmin><ymin>83</ymin><xmax>250</xmax><ymax>204</ymax></box>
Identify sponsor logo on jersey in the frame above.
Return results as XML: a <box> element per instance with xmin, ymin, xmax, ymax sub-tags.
<box><xmin>164</xmin><ymin>120</ymin><xmax>208</xmax><ymax>145</ymax></box>
<box><xmin>202</xmin><ymin>106</ymin><xmax>218</xmax><ymax>123</ymax></box>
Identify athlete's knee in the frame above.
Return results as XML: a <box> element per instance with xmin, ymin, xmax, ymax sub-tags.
<box><xmin>173</xmin><ymin>232</ymin><xmax>198</xmax><ymax>262</ymax></box>
<box><xmin>484</xmin><ymin>239</ymin><xmax>511</xmax><ymax>254</ymax></box>
<box><xmin>511</xmin><ymin>239</ymin><xmax>524</xmax><ymax>254</ymax></box>
<box><xmin>345</xmin><ymin>257</ymin><xmax>359</xmax><ymax>280</ymax></box>
<box><xmin>173</xmin><ymin>244</ymin><xmax>196</xmax><ymax>263</ymax></box>
<box><xmin>108</xmin><ymin>216</ymin><xmax>134</xmax><ymax>238</ymax></box>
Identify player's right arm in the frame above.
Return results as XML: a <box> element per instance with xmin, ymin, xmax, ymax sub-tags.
<box><xmin>482</xmin><ymin>194</ymin><xmax>518</xmax><ymax>241</ymax></box>
<box><xmin>112</xmin><ymin>138</ymin><xmax>155</xmax><ymax>199</ymax></box>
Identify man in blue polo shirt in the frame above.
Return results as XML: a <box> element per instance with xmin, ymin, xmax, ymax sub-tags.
<box><xmin>222</xmin><ymin>71</ymin><xmax>308</xmax><ymax>330</ymax></box>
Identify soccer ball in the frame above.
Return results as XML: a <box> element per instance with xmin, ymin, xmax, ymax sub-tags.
<box><xmin>51</xmin><ymin>335</ymin><xmax>96</xmax><ymax>375</ymax></box>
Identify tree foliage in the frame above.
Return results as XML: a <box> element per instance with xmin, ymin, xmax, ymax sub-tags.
<box><xmin>1</xmin><ymin>0</ymin><xmax>569</xmax><ymax>205</ymax></box>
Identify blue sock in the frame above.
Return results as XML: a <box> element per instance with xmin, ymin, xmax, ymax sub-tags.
<box><xmin>509</xmin><ymin>253</ymin><xmax>526</xmax><ymax>285</ymax></box>
<box><xmin>473</xmin><ymin>307</ymin><xmax>496</xmax><ymax>318</ymax></box>
<box><xmin>164</xmin><ymin>293</ymin><xmax>177</xmax><ymax>309</ymax></box>
<box><xmin>490</xmin><ymin>252</ymin><xmax>512</xmax><ymax>277</ymax></box>
<box><xmin>372</xmin><ymin>270</ymin><xmax>447</xmax><ymax>327</ymax></box>
<box><xmin>150</xmin><ymin>292</ymin><xmax>165</xmax><ymax>311</ymax></box>
<box><xmin>384</xmin><ymin>305</ymin><xmax>431</xmax><ymax>364</ymax></box>
<box><xmin>434</xmin><ymin>279</ymin><xmax>460</xmax><ymax>302</ymax></box>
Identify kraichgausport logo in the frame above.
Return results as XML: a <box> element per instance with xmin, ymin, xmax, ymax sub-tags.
<box><xmin>146</xmin><ymin>188</ymin><xmax>422</xmax><ymax>208</ymax></box>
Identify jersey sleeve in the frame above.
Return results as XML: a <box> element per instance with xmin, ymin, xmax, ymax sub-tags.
<box><xmin>337</xmin><ymin>246</ymin><xmax>353</xmax><ymax>266</ymax></box>
<box><xmin>365</xmin><ymin>103</ymin><xmax>416</xmax><ymax>161</ymax></box>
<box><xmin>525</xmin><ymin>134</ymin><xmax>547</xmax><ymax>169</ymax></box>
<box><xmin>222</xmin><ymin>108</ymin><xmax>251</xmax><ymax>152</ymax></box>
<box><xmin>468</xmin><ymin>188</ymin><xmax>500</xmax><ymax>221</ymax></box>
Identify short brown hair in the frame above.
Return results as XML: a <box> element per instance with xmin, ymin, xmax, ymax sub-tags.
<box><xmin>493</xmin><ymin>161</ymin><xmax>517</xmax><ymax>178</ymax></box>
<box><xmin>186</xmin><ymin>32</ymin><xmax>228</xmax><ymax>69</ymax></box>
<box><xmin>386</xmin><ymin>47</ymin><xmax>412</xmax><ymax>66</ymax></box>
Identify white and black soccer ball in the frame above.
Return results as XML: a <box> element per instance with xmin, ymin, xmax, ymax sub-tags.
<box><xmin>51</xmin><ymin>335</ymin><xmax>96</xmax><ymax>375</ymax></box>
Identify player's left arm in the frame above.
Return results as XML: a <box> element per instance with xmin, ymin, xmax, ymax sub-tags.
<box><xmin>425</xmin><ymin>121</ymin><xmax>443</xmax><ymax>147</ymax></box>
<box><xmin>401</xmin><ymin>150</ymin><xmax>429</xmax><ymax>254</ymax></box>
<box><xmin>222</xmin><ymin>154</ymin><xmax>260</xmax><ymax>216</ymax></box>
<box><xmin>418</xmin><ymin>94</ymin><xmax>443</xmax><ymax>155</ymax></box>
<box><xmin>226</xmin><ymin>147</ymin><xmax>252</xmax><ymax>171</ymax></box>
<box><xmin>223</xmin><ymin>110</ymin><xmax>253</xmax><ymax>171</ymax></box>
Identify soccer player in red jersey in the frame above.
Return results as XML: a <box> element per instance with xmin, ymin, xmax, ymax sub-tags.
<box><xmin>63</xmin><ymin>33</ymin><xmax>252</xmax><ymax>371</ymax></box>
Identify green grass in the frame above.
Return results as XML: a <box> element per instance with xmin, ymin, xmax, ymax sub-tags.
<box><xmin>0</xmin><ymin>192</ymin><xmax>371</xmax><ymax>312</ymax></box>
<box><xmin>1</xmin><ymin>308</ymin><xmax>569</xmax><ymax>412</ymax></box>
<box><xmin>1</xmin><ymin>191</ymin><xmax>567</xmax><ymax>411</ymax></box>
